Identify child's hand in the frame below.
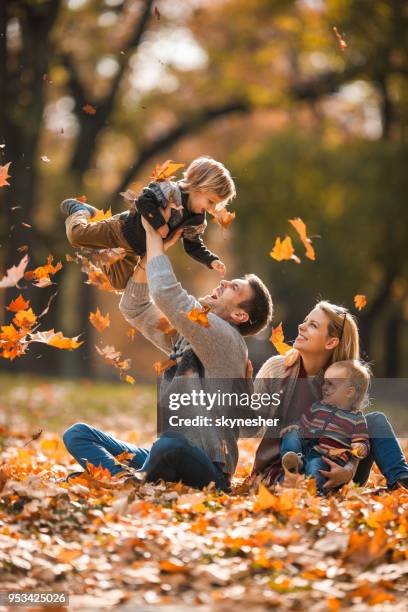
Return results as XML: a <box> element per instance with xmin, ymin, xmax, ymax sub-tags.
<box><xmin>279</xmin><ymin>424</ymin><xmax>299</xmax><ymax>438</ymax></box>
<box><xmin>157</xmin><ymin>224</ymin><xmax>169</xmax><ymax>239</ymax></box>
<box><xmin>211</xmin><ymin>259</ymin><xmax>226</xmax><ymax>276</ymax></box>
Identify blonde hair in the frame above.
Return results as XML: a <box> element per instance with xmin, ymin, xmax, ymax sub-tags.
<box><xmin>180</xmin><ymin>156</ymin><xmax>236</xmax><ymax>204</ymax></box>
<box><xmin>316</xmin><ymin>300</ymin><xmax>360</xmax><ymax>363</ymax></box>
<box><xmin>329</xmin><ymin>359</ymin><xmax>371</xmax><ymax>409</ymax></box>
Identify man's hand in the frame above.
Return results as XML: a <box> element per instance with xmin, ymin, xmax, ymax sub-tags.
<box><xmin>211</xmin><ymin>259</ymin><xmax>226</xmax><ymax>277</ymax></box>
<box><xmin>320</xmin><ymin>456</ymin><xmax>354</xmax><ymax>491</ymax></box>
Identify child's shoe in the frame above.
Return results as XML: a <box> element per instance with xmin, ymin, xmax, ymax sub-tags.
<box><xmin>282</xmin><ymin>451</ymin><xmax>303</xmax><ymax>475</ymax></box>
<box><xmin>60</xmin><ymin>198</ymin><xmax>98</xmax><ymax>218</ymax></box>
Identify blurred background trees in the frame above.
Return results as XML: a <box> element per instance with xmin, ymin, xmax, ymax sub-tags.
<box><xmin>1</xmin><ymin>0</ymin><xmax>407</xmax><ymax>379</ymax></box>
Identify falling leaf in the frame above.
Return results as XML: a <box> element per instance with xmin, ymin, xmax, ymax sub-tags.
<box><xmin>270</xmin><ymin>322</ymin><xmax>291</xmax><ymax>355</ymax></box>
<box><xmin>150</xmin><ymin>160</ymin><xmax>185</xmax><ymax>182</ymax></box>
<box><xmin>23</xmin><ymin>429</ymin><xmax>43</xmax><ymax>447</ymax></box>
<box><xmin>212</xmin><ymin>210</ymin><xmax>236</xmax><ymax>231</ymax></box>
<box><xmin>38</xmin><ymin>291</ymin><xmax>58</xmax><ymax>319</ymax></box>
<box><xmin>354</xmin><ymin>294</ymin><xmax>367</xmax><ymax>310</ymax></box>
<box><xmin>270</xmin><ymin>236</ymin><xmax>301</xmax><ymax>264</ymax></box>
<box><xmin>88</xmin><ymin>208</ymin><xmax>112</xmax><ymax>223</ymax></box>
<box><xmin>333</xmin><ymin>26</ymin><xmax>347</xmax><ymax>51</ymax></box>
<box><xmin>0</xmin><ymin>162</ymin><xmax>11</xmax><ymax>187</ymax></box>
<box><xmin>0</xmin><ymin>254</ymin><xmax>29</xmax><ymax>288</ymax></box>
<box><xmin>121</xmin><ymin>374</ymin><xmax>135</xmax><ymax>384</ymax></box>
<box><xmin>289</xmin><ymin>217</ymin><xmax>316</xmax><ymax>260</ymax></box>
<box><xmin>89</xmin><ymin>308</ymin><xmax>110</xmax><ymax>333</ymax></box>
<box><xmin>95</xmin><ymin>344</ymin><xmax>131</xmax><ymax>371</ymax></box>
<box><xmin>157</xmin><ymin>316</ymin><xmax>177</xmax><ymax>336</ymax></box>
<box><xmin>115</xmin><ymin>451</ymin><xmax>136</xmax><ymax>464</ymax></box>
<box><xmin>154</xmin><ymin>6</ymin><xmax>161</xmax><ymax>21</ymax></box>
<box><xmin>17</xmin><ymin>245</ymin><xmax>29</xmax><ymax>254</ymax></box>
<box><xmin>186</xmin><ymin>305</ymin><xmax>210</xmax><ymax>327</ymax></box>
<box><xmin>82</xmin><ymin>104</ymin><xmax>96</xmax><ymax>115</ymax></box>
<box><xmin>29</xmin><ymin>329</ymin><xmax>82</xmax><ymax>350</ymax></box>
<box><xmin>76</xmin><ymin>194</ymin><xmax>87</xmax><ymax>203</ymax></box>
<box><xmin>85</xmin><ymin>247</ymin><xmax>126</xmax><ymax>268</ymax></box>
<box><xmin>13</xmin><ymin>308</ymin><xmax>37</xmax><ymax>330</ymax></box>
<box><xmin>127</xmin><ymin>327</ymin><xmax>137</xmax><ymax>341</ymax></box>
<box><xmin>40</xmin><ymin>156</ymin><xmax>51</xmax><ymax>163</ymax></box>
<box><xmin>24</xmin><ymin>255</ymin><xmax>62</xmax><ymax>284</ymax></box>
<box><xmin>6</xmin><ymin>294</ymin><xmax>30</xmax><ymax>313</ymax></box>
<box><xmin>153</xmin><ymin>359</ymin><xmax>176</xmax><ymax>375</ymax></box>
<box><xmin>21</xmin><ymin>222</ymin><xmax>32</xmax><ymax>228</ymax></box>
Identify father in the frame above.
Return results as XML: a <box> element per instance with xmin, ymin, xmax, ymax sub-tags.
<box><xmin>63</xmin><ymin>217</ymin><xmax>273</xmax><ymax>491</ymax></box>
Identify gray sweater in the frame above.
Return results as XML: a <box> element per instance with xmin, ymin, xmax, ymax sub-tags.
<box><xmin>119</xmin><ymin>254</ymin><xmax>248</xmax><ymax>474</ymax></box>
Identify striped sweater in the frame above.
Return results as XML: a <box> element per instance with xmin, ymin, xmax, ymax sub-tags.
<box><xmin>300</xmin><ymin>401</ymin><xmax>370</xmax><ymax>464</ymax></box>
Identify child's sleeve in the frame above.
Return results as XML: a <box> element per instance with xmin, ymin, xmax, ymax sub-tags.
<box><xmin>351</xmin><ymin>412</ymin><xmax>370</xmax><ymax>457</ymax></box>
<box><xmin>135</xmin><ymin>182</ymin><xmax>170</xmax><ymax>230</ymax></box>
<box><xmin>182</xmin><ymin>222</ymin><xmax>219</xmax><ymax>268</ymax></box>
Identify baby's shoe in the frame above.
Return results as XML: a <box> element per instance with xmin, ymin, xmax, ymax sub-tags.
<box><xmin>60</xmin><ymin>198</ymin><xmax>98</xmax><ymax>218</ymax></box>
<box><xmin>282</xmin><ymin>451</ymin><xmax>303</xmax><ymax>476</ymax></box>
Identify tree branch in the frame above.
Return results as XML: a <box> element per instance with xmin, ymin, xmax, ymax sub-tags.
<box><xmin>110</xmin><ymin>99</ymin><xmax>250</xmax><ymax>205</ymax></box>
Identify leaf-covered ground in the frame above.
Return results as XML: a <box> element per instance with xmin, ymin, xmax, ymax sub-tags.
<box><xmin>0</xmin><ymin>376</ymin><xmax>407</xmax><ymax>611</ymax></box>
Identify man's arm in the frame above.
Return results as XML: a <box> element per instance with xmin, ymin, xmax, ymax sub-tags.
<box><xmin>119</xmin><ymin>235</ymin><xmax>183</xmax><ymax>355</ymax></box>
<box><xmin>143</xmin><ymin>220</ymin><xmax>243</xmax><ymax>369</ymax></box>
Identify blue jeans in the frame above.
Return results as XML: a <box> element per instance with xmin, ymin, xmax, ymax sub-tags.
<box><xmin>63</xmin><ymin>423</ymin><xmax>230</xmax><ymax>491</ymax></box>
<box><xmin>280</xmin><ymin>429</ymin><xmax>328</xmax><ymax>495</ymax></box>
<box><xmin>354</xmin><ymin>412</ymin><xmax>408</xmax><ymax>488</ymax></box>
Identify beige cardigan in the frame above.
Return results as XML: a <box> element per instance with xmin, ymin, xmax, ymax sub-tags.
<box><xmin>252</xmin><ymin>354</ymin><xmax>323</xmax><ymax>480</ymax></box>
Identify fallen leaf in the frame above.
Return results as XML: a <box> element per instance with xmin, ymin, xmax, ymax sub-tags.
<box><xmin>153</xmin><ymin>359</ymin><xmax>176</xmax><ymax>375</ymax></box>
<box><xmin>333</xmin><ymin>26</ymin><xmax>347</xmax><ymax>51</ymax></box>
<box><xmin>150</xmin><ymin>160</ymin><xmax>185</xmax><ymax>182</ymax></box>
<box><xmin>82</xmin><ymin>104</ymin><xmax>96</xmax><ymax>115</ymax></box>
<box><xmin>186</xmin><ymin>305</ymin><xmax>210</xmax><ymax>327</ymax></box>
<box><xmin>88</xmin><ymin>208</ymin><xmax>112</xmax><ymax>223</ymax></box>
<box><xmin>270</xmin><ymin>322</ymin><xmax>291</xmax><ymax>355</ymax></box>
<box><xmin>270</xmin><ymin>236</ymin><xmax>301</xmax><ymax>264</ymax></box>
<box><xmin>89</xmin><ymin>308</ymin><xmax>110</xmax><ymax>333</ymax></box>
<box><xmin>6</xmin><ymin>294</ymin><xmax>30</xmax><ymax>313</ymax></box>
<box><xmin>29</xmin><ymin>329</ymin><xmax>82</xmax><ymax>350</ymax></box>
<box><xmin>0</xmin><ymin>162</ymin><xmax>11</xmax><ymax>187</ymax></box>
<box><xmin>354</xmin><ymin>294</ymin><xmax>367</xmax><ymax>310</ymax></box>
<box><xmin>0</xmin><ymin>255</ymin><xmax>29</xmax><ymax>288</ymax></box>
<box><xmin>289</xmin><ymin>217</ymin><xmax>316</xmax><ymax>260</ymax></box>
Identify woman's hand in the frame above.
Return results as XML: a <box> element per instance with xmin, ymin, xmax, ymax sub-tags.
<box><xmin>284</xmin><ymin>348</ymin><xmax>300</xmax><ymax>367</ymax></box>
<box><xmin>319</xmin><ymin>457</ymin><xmax>353</xmax><ymax>491</ymax></box>
<box><xmin>164</xmin><ymin>228</ymin><xmax>183</xmax><ymax>251</ymax></box>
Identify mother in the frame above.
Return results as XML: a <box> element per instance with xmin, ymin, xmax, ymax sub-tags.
<box><xmin>252</xmin><ymin>300</ymin><xmax>408</xmax><ymax>491</ymax></box>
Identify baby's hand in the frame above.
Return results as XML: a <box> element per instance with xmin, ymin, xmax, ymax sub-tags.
<box><xmin>157</xmin><ymin>224</ymin><xmax>169</xmax><ymax>239</ymax></box>
<box><xmin>211</xmin><ymin>259</ymin><xmax>226</xmax><ymax>277</ymax></box>
<box><xmin>351</xmin><ymin>442</ymin><xmax>368</xmax><ymax>459</ymax></box>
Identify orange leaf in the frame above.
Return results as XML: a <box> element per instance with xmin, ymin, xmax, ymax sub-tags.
<box><xmin>0</xmin><ymin>255</ymin><xmax>29</xmax><ymax>288</ymax></box>
<box><xmin>253</xmin><ymin>483</ymin><xmax>277</xmax><ymax>511</ymax></box>
<box><xmin>121</xmin><ymin>374</ymin><xmax>135</xmax><ymax>384</ymax></box>
<box><xmin>186</xmin><ymin>305</ymin><xmax>210</xmax><ymax>327</ymax></box>
<box><xmin>17</xmin><ymin>245</ymin><xmax>29</xmax><ymax>254</ymax></box>
<box><xmin>333</xmin><ymin>26</ymin><xmax>347</xmax><ymax>51</ymax></box>
<box><xmin>153</xmin><ymin>359</ymin><xmax>176</xmax><ymax>375</ymax></box>
<box><xmin>88</xmin><ymin>208</ymin><xmax>112</xmax><ymax>223</ymax></box>
<box><xmin>115</xmin><ymin>450</ymin><xmax>136</xmax><ymax>464</ymax></box>
<box><xmin>29</xmin><ymin>329</ymin><xmax>82</xmax><ymax>350</ymax></box>
<box><xmin>24</xmin><ymin>255</ymin><xmax>62</xmax><ymax>283</ymax></box>
<box><xmin>354</xmin><ymin>294</ymin><xmax>367</xmax><ymax>310</ymax></box>
<box><xmin>13</xmin><ymin>308</ymin><xmax>37</xmax><ymax>330</ymax></box>
<box><xmin>82</xmin><ymin>104</ymin><xmax>96</xmax><ymax>115</ymax></box>
<box><xmin>289</xmin><ymin>217</ymin><xmax>316</xmax><ymax>261</ymax></box>
<box><xmin>76</xmin><ymin>195</ymin><xmax>87</xmax><ymax>203</ymax></box>
<box><xmin>270</xmin><ymin>322</ymin><xmax>291</xmax><ymax>355</ymax></box>
<box><xmin>6</xmin><ymin>294</ymin><xmax>30</xmax><ymax>313</ymax></box>
<box><xmin>95</xmin><ymin>344</ymin><xmax>131</xmax><ymax>371</ymax></box>
<box><xmin>89</xmin><ymin>307</ymin><xmax>110</xmax><ymax>333</ymax></box>
<box><xmin>86</xmin><ymin>462</ymin><xmax>112</xmax><ymax>482</ymax></box>
<box><xmin>150</xmin><ymin>160</ymin><xmax>185</xmax><ymax>182</ymax></box>
<box><xmin>270</xmin><ymin>236</ymin><xmax>300</xmax><ymax>264</ymax></box>
<box><xmin>159</xmin><ymin>559</ymin><xmax>189</xmax><ymax>573</ymax></box>
<box><xmin>212</xmin><ymin>210</ymin><xmax>236</xmax><ymax>230</ymax></box>
<box><xmin>127</xmin><ymin>327</ymin><xmax>137</xmax><ymax>341</ymax></box>
<box><xmin>157</xmin><ymin>316</ymin><xmax>177</xmax><ymax>336</ymax></box>
<box><xmin>0</xmin><ymin>161</ymin><xmax>11</xmax><ymax>187</ymax></box>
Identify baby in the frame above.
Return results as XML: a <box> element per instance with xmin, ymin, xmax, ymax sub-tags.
<box><xmin>280</xmin><ymin>360</ymin><xmax>370</xmax><ymax>495</ymax></box>
<box><xmin>60</xmin><ymin>156</ymin><xmax>235</xmax><ymax>290</ymax></box>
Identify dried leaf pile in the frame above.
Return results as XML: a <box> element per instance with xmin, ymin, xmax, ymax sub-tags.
<box><xmin>0</xmin><ymin>426</ymin><xmax>407</xmax><ymax>610</ymax></box>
